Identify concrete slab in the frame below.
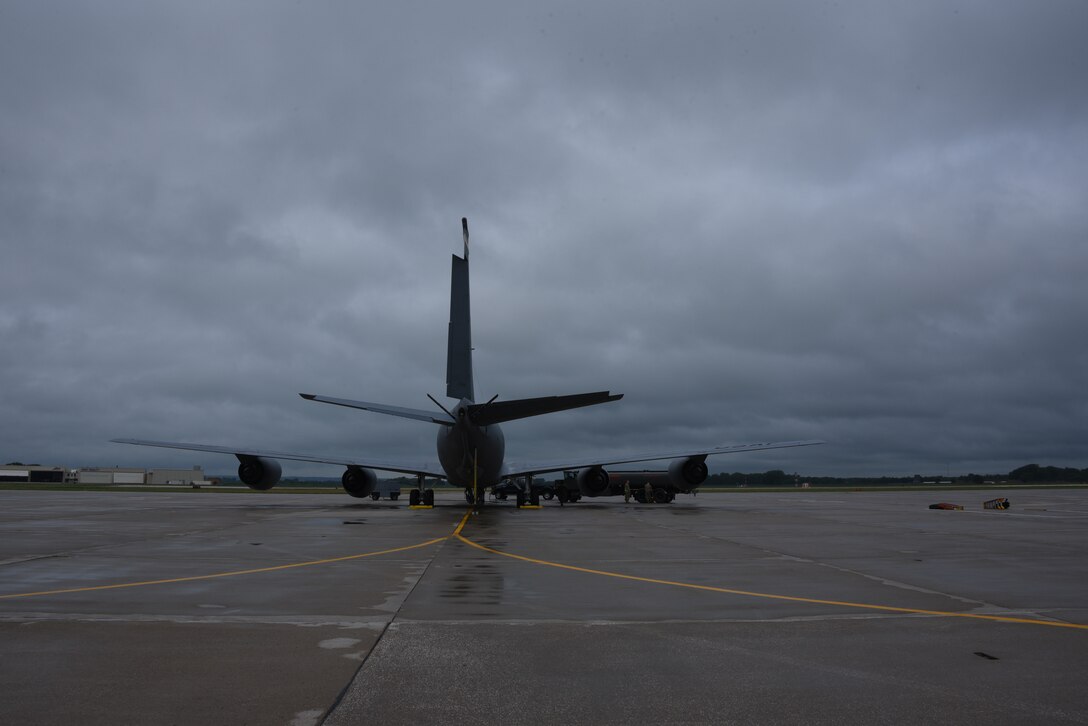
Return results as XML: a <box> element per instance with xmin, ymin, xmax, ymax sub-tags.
<box><xmin>2</xmin><ymin>488</ymin><xmax>1086</xmax><ymax>724</ymax></box>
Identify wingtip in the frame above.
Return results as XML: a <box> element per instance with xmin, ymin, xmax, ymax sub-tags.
<box><xmin>299</xmin><ymin>393</ymin><xmax>316</xmax><ymax>400</ymax></box>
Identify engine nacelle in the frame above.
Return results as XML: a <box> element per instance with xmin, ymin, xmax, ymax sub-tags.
<box><xmin>236</xmin><ymin>455</ymin><xmax>282</xmax><ymax>491</ymax></box>
<box><xmin>341</xmin><ymin>467</ymin><xmax>378</xmax><ymax>498</ymax></box>
<box><xmin>668</xmin><ymin>456</ymin><xmax>708</xmax><ymax>492</ymax></box>
<box><xmin>577</xmin><ymin>466</ymin><xmax>610</xmax><ymax>497</ymax></box>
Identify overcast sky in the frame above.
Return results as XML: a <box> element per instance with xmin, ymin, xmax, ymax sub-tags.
<box><xmin>2</xmin><ymin>1</ymin><xmax>1086</xmax><ymax>478</ymax></box>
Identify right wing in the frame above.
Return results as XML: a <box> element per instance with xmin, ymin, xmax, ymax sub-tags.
<box><xmin>502</xmin><ymin>439</ymin><xmax>824</xmax><ymax>478</ymax></box>
<box><xmin>110</xmin><ymin>439</ymin><xmax>446</xmax><ymax>479</ymax></box>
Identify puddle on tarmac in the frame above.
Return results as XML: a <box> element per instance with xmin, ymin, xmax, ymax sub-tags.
<box><xmin>439</xmin><ymin>560</ymin><xmax>504</xmax><ymax>606</ymax></box>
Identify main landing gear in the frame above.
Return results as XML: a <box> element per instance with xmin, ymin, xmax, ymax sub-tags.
<box><xmin>409</xmin><ymin>488</ymin><xmax>435</xmax><ymax>506</ymax></box>
<box><xmin>515</xmin><ymin>491</ymin><xmax>540</xmax><ymax>507</ymax></box>
<box><xmin>410</xmin><ymin>474</ymin><xmax>435</xmax><ymax>507</ymax></box>
<box><xmin>515</xmin><ymin>475</ymin><xmax>540</xmax><ymax>508</ymax></box>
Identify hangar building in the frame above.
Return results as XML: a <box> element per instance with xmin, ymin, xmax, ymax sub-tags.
<box><xmin>0</xmin><ymin>465</ymin><xmax>66</xmax><ymax>483</ymax></box>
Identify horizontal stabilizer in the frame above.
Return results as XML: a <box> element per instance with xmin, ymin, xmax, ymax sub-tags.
<box><xmin>468</xmin><ymin>391</ymin><xmax>622</xmax><ymax>426</ymax></box>
<box><xmin>299</xmin><ymin>394</ymin><xmax>454</xmax><ymax>424</ymax></box>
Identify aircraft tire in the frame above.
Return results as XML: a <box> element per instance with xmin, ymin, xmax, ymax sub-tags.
<box><xmin>371</xmin><ymin>492</ymin><xmax>380</xmax><ymax>501</ymax></box>
<box><xmin>542</xmin><ymin>491</ymin><xmax>554</xmax><ymax>500</ymax></box>
<box><xmin>409</xmin><ymin>489</ymin><xmax>421</xmax><ymax>506</ymax></box>
<box><xmin>516</xmin><ymin>493</ymin><xmax>526</xmax><ymax>508</ymax></box>
<box><xmin>423</xmin><ymin>489</ymin><xmax>435</xmax><ymax>506</ymax></box>
<box><xmin>530</xmin><ymin>492</ymin><xmax>540</xmax><ymax>506</ymax></box>
<box><xmin>653</xmin><ymin>488</ymin><xmax>670</xmax><ymax>504</ymax></box>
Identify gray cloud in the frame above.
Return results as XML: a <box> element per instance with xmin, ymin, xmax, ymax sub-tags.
<box><xmin>2</xmin><ymin>1</ymin><xmax>1086</xmax><ymax>477</ymax></box>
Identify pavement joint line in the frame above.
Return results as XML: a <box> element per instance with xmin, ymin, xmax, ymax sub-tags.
<box><xmin>319</xmin><ymin>513</ymin><xmax>465</xmax><ymax>725</ymax></box>
<box><xmin>453</xmin><ymin>519</ymin><xmax>1088</xmax><ymax>632</ymax></box>
<box><xmin>0</xmin><ymin>536</ymin><xmax>448</xmax><ymax>600</ymax></box>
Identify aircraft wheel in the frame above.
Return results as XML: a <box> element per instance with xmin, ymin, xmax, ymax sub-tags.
<box><xmin>542</xmin><ymin>491</ymin><xmax>554</xmax><ymax>500</ymax></box>
<box><xmin>371</xmin><ymin>492</ymin><xmax>380</xmax><ymax>501</ymax></box>
<box><xmin>556</xmin><ymin>488</ymin><xmax>568</xmax><ymax>503</ymax></box>
<box><xmin>530</xmin><ymin>492</ymin><xmax>540</xmax><ymax>506</ymax></box>
<box><xmin>409</xmin><ymin>489</ymin><xmax>421</xmax><ymax>506</ymax></box>
<box><xmin>516</xmin><ymin>493</ymin><xmax>526</xmax><ymax>508</ymax></box>
<box><xmin>653</xmin><ymin>488</ymin><xmax>670</xmax><ymax>504</ymax></box>
<box><xmin>423</xmin><ymin>489</ymin><xmax>435</xmax><ymax>506</ymax></box>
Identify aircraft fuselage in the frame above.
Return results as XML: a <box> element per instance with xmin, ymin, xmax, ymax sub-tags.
<box><xmin>436</xmin><ymin>400</ymin><xmax>506</xmax><ymax>488</ymax></box>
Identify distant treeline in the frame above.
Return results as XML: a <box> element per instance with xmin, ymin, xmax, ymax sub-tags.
<box><xmin>706</xmin><ymin>464</ymin><xmax>1088</xmax><ymax>487</ymax></box>
<box><xmin>1006</xmin><ymin>464</ymin><xmax>1088</xmax><ymax>483</ymax></box>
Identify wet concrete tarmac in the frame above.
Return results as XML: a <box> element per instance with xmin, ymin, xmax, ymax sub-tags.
<box><xmin>2</xmin><ymin>488</ymin><xmax>1086</xmax><ymax>724</ymax></box>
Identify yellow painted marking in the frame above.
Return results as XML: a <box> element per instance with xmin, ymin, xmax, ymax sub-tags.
<box><xmin>1</xmin><ymin>537</ymin><xmax>446</xmax><ymax>601</ymax></box>
<box><xmin>453</xmin><ymin>509</ymin><xmax>471</xmax><ymax>537</ymax></box>
<box><xmin>518</xmin><ymin>505</ymin><xmax>543</xmax><ymax>510</ymax></box>
<box><xmin>408</xmin><ymin>505</ymin><xmax>434</xmax><ymax>509</ymax></box>
<box><xmin>10</xmin><ymin>505</ymin><xmax>1084</xmax><ymax>633</ymax></box>
<box><xmin>455</xmin><ymin>532</ymin><xmax>1088</xmax><ymax>631</ymax></box>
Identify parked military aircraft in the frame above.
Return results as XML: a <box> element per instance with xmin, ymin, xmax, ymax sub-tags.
<box><xmin>115</xmin><ymin>219</ymin><xmax>820</xmax><ymax>506</ymax></box>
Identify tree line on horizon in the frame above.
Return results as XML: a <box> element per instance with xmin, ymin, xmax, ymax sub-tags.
<box><xmin>704</xmin><ymin>464</ymin><xmax>1088</xmax><ymax>487</ymax></box>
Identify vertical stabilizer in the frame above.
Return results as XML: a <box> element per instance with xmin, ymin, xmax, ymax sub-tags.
<box><xmin>446</xmin><ymin>218</ymin><xmax>475</xmax><ymax>401</ymax></box>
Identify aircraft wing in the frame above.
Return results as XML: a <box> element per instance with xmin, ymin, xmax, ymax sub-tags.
<box><xmin>501</xmin><ymin>439</ymin><xmax>824</xmax><ymax>478</ymax></box>
<box><xmin>110</xmin><ymin>439</ymin><xmax>447</xmax><ymax>479</ymax></box>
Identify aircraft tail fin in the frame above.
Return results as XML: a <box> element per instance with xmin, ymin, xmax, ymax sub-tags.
<box><xmin>468</xmin><ymin>391</ymin><xmax>623</xmax><ymax>426</ymax></box>
<box><xmin>446</xmin><ymin>217</ymin><xmax>475</xmax><ymax>401</ymax></box>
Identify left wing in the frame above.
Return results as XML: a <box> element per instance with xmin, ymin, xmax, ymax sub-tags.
<box><xmin>111</xmin><ymin>439</ymin><xmax>446</xmax><ymax>478</ymax></box>
<box><xmin>501</xmin><ymin>439</ymin><xmax>823</xmax><ymax>478</ymax></box>
<box><xmin>299</xmin><ymin>394</ymin><xmax>454</xmax><ymax>425</ymax></box>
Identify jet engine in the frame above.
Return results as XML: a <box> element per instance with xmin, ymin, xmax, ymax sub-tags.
<box><xmin>236</xmin><ymin>455</ymin><xmax>282</xmax><ymax>491</ymax></box>
<box><xmin>668</xmin><ymin>456</ymin><xmax>708</xmax><ymax>492</ymax></box>
<box><xmin>577</xmin><ymin>466</ymin><xmax>610</xmax><ymax>497</ymax></box>
<box><xmin>341</xmin><ymin>466</ymin><xmax>378</xmax><ymax>498</ymax></box>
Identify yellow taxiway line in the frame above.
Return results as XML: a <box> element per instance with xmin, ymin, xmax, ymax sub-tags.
<box><xmin>5</xmin><ymin>507</ymin><xmax>1086</xmax><ymax>632</ymax></box>
<box><xmin>0</xmin><ymin>536</ymin><xmax>447</xmax><ymax>601</ymax></box>
<box><xmin>453</xmin><ymin>516</ymin><xmax>1088</xmax><ymax>632</ymax></box>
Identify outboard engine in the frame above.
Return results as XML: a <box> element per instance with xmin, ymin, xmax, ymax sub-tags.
<box><xmin>236</xmin><ymin>455</ymin><xmax>282</xmax><ymax>491</ymax></box>
<box><xmin>577</xmin><ymin>466</ymin><xmax>610</xmax><ymax>497</ymax></box>
<box><xmin>668</xmin><ymin>456</ymin><xmax>708</xmax><ymax>492</ymax></box>
<box><xmin>341</xmin><ymin>466</ymin><xmax>378</xmax><ymax>498</ymax></box>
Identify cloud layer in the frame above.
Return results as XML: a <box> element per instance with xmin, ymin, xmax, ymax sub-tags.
<box><xmin>3</xmin><ymin>1</ymin><xmax>1087</xmax><ymax>477</ymax></box>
